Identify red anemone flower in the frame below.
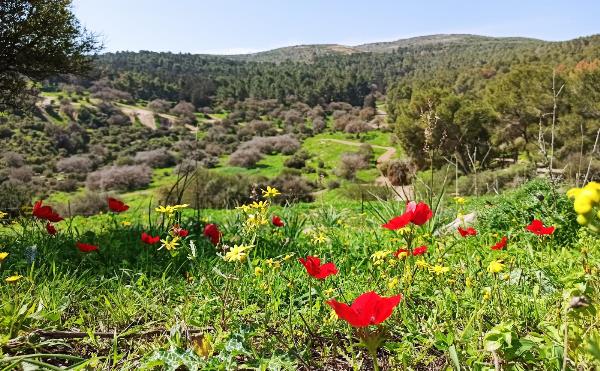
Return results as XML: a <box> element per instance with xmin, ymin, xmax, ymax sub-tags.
<box><xmin>412</xmin><ymin>245</ymin><xmax>428</xmax><ymax>256</ymax></box>
<box><xmin>46</xmin><ymin>223</ymin><xmax>57</xmax><ymax>235</ymax></box>
<box><xmin>491</xmin><ymin>236</ymin><xmax>508</xmax><ymax>250</ymax></box>
<box><xmin>458</xmin><ymin>226</ymin><xmax>477</xmax><ymax>237</ymax></box>
<box><xmin>76</xmin><ymin>242</ymin><xmax>98</xmax><ymax>253</ymax></box>
<box><xmin>298</xmin><ymin>256</ymin><xmax>338</xmax><ymax>279</ymax></box>
<box><xmin>394</xmin><ymin>248</ymin><xmax>409</xmax><ymax>258</ymax></box>
<box><xmin>32</xmin><ymin>200</ymin><xmax>63</xmax><ymax>223</ymax></box>
<box><xmin>272</xmin><ymin>215</ymin><xmax>285</xmax><ymax>227</ymax></box>
<box><xmin>327</xmin><ymin>291</ymin><xmax>402</xmax><ymax>328</ymax></box>
<box><xmin>203</xmin><ymin>223</ymin><xmax>221</xmax><ymax>245</ymax></box>
<box><xmin>525</xmin><ymin>219</ymin><xmax>555</xmax><ymax>236</ymax></box>
<box><xmin>171</xmin><ymin>225</ymin><xmax>189</xmax><ymax>237</ymax></box>
<box><xmin>382</xmin><ymin>201</ymin><xmax>433</xmax><ymax>230</ymax></box>
<box><xmin>141</xmin><ymin>232</ymin><xmax>160</xmax><ymax>245</ymax></box>
<box><xmin>107</xmin><ymin>197</ymin><xmax>129</xmax><ymax>213</ymax></box>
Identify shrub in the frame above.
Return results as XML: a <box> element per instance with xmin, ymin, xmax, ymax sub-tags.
<box><xmin>86</xmin><ymin>165</ymin><xmax>152</xmax><ymax>191</ymax></box>
<box><xmin>147</xmin><ymin>99</ymin><xmax>171</xmax><ymax>113</ymax></box>
<box><xmin>134</xmin><ymin>149</ymin><xmax>176</xmax><ymax>168</ymax></box>
<box><xmin>343</xmin><ymin>184</ymin><xmax>395</xmax><ymax>201</ymax></box>
<box><xmin>54</xmin><ymin>178</ymin><xmax>79</xmax><ymax>192</ymax></box>
<box><xmin>56</xmin><ymin>155</ymin><xmax>93</xmax><ymax>174</ymax></box>
<box><xmin>59</xmin><ymin>192</ymin><xmax>109</xmax><ymax>217</ymax></box>
<box><xmin>327</xmin><ymin>180</ymin><xmax>341</xmax><ymax>189</ymax></box>
<box><xmin>380</xmin><ymin>159</ymin><xmax>416</xmax><ymax>186</ymax></box>
<box><xmin>3</xmin><ymin>151</ymin><xmax>25</xmax><ymax>168</ymax></box>
<box><xmin>0</xmin><ymin>181</ymin><xmax>32</xmax><ymax>217</ymax></box>
<box><xmin>159</xmin><ymin>169</ymin><xmax>258</xmax><ymax>209</ymax></box>
<box><xmin>267</xmin><ymin>174</ymin><xmax>315</xmax><ymax>204</ymax></box>
<box><xmin>9</xmin><ymin>166</ymin><xmax>33</xmax><ymax>183</ymax></box>
<box><xmin>455</xmin><ymin>163</ymin><xmax>536</xmax><ymax>195</ymax></box>
<box><xmin>229</xmin><ymin>148</ymin><xmax>264</xmax><ymax>168</ymax></box>
<box><xmin>284</xmin><ymin>150</ymin><xmax>311</xmax><ymax>169</ymax></box>
<box><xmin>238</xmin><ymin>135</ymin><xmax>300</xmax><ymax>155</ymax></box>
<box><xmin>336</xmin><ymin>153</ymin><xmax>369</xmax><ymax>180</ymax></box>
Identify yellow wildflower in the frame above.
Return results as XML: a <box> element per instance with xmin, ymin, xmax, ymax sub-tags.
<box><xmin>429</xmin><ymin>265</ymin><xmax>450</xmax><ymax>275</ymax></box>
<box><xmin>0</xmin><ymin>211</ymin><xmax>7</xmax><ymax>219</ymax></box>
<box><xmin>312</xmin><ymin>232</ymin><xmax>327</xmax><ymax>244</ymax></box>
<box><xmin>488</xmin><ymin>259</ymin><xmax>505</xmax><ymax>274</ymax></box>
<box><xmin>224</xmin><ymin>244</ymin><xmax>252</xmax><ymax>262</ymax></box>
<box><xmin>371</xmin><ymin>250</ymin><xmax>392</xmax><ymax>261</ymax></box>
<box><xmin>415</xmin><ymin>259</ymin><xmax>429</xmax><ymax>269</ymax></box>
<box><xmin>121</xmin><ymin>221</ymin><xmax>132</xmax><ymax>227</ymax></box>
<box><xmin>482</xmin><ymin>287</ymin><xmax>492</xmax><ymax>301</ymax></box>
<box><xmin>160</xmin><ymin>236</ymin><xmax>180</xmax><ymax>251</ymax></box>
<box><xmin>262</xmin><ymin>186</ymin><xmax>281</xmax><ymax>198</ymax></box>
<box><xmin>388</xmin><ymin>276</ymin><xmax>400</xmax><ymax>290</ymax></box>
<box><xmin>5</xmin><ymin>275</ymin><xmax>23</xmax><ymax>284</ymax></box>
<box><xmin>254</xmin><ymin>266</ymin><xmax>263</xmax><ymax>276</ymax></box>
<box><xmin>155</xmin><ymin>205</ymin><xmax>176</xmax><ymax>214</ymax></box>
<box><xmin>0</xmin><ymin>252</ymin><xmax>8</xmax><ymax>263</ymax></box>
<box><xmin>236</xmin><ymin>204</ymin><xmax>252</xmax><ymax>213</ymax></box>
<box><xmin>323</xmin><ymin>288</ymin><xmax>335</xmax><ymax>297</ymax></box>
<box><xmin>251</xmin><ymin>201</ymin><xmax>269</xmax><ymax>210</ymax></box>
<box><xmin>465</xmin><ymin>276</ymin><xmax>473</xmax><ymax>288</ymax></box>
<box><xmin>282</xmin><ymin>254</ymin><xmax>293</xmax><ymax>262</ymax></box>
<box><xmin>454</xmin><ymin>196</ymin><xmax>466</xmax><ymax>204</ymax></box>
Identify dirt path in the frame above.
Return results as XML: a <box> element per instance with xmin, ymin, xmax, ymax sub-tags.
<box><xmin>119</xmin><ymin>105</ymin><xmax>158</xmax><ymax>130</ymax></box>
<box><xmin>319</xmin><ymin>138</ymin><xmax>396</xmax><ymax>164</ymax></box>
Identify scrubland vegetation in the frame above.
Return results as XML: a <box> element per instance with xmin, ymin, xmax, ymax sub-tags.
<box><xmin>2</xmin><ymin>1</ymin><xmax>600</xmax><ymax>369</ymax></box>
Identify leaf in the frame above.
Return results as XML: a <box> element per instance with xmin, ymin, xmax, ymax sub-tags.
<box><xmin>448</xmin><ymin>344</ymin><xmax>461</xmax><ymax>371</ymax></box>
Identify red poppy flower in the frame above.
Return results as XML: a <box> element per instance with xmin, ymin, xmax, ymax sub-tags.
<box><xmin>327</xmin><ymin>291</ymin><xmax>402</xmax><ymax>328</ymax></box>
<box><xmin>76</xmin><ymin>242</ymin><xmax>98</xmax><ymax>253</ymax></box>
<box><xmin>107</xmin><ymin>197</ymin><xmax>129</xmax><ymax>213</ymax></box>
<box><xmin>171</xmin><ymin>225</ymin><xmax>189</xmax><ymax>237</ymax></box>
<box><xmin>203</xmin><ymin>223</ymin><xmax>221</xmax><ymax>245</ymax></box>
<box><xmin>32</xmin><ymin>200</ymin><xmax>63</xmax><ymax>223</ymax></box>
<box><xmin>491</xmin><ymin>236</ymin><xmax>508</xmax><ymax>250</ymax></box>
<box><xmin>298</xmin><ymin>256</ymin><xmax>338</xmax><ymax>279</ymax></box>
<box><xmin>412</xmin><ymin>245</ymin><xmax>427</xmax><ymax>256</ymax></box>
<box><xmin>272</xmin><ymin>215</ymin><xmax>284</xmax><ymax>227</ymax></box>
<box><xmin>525</xmin><ymin>219</ymin><xmax>555</xmax><ymax>236</ymax></box>
<box><xmin>394</xmin><ymin>248</ymin><xmax>409</xmax><ymax>258</ymax></box>
<box><xmin>458</xmin><ymin>227</ymin><xmax>477</xmax><ymax>237</ymax></box>
<box><xmin>141</xmin><ymin>232</ymin><xmax>160</xmax><ymax>245</ymax></box>
<box><xmin>382</xmin><ymin>201</ymin><xmax>433</xmax><ymax>230</ymax></box>
<box><xmin>46</xmin><ymin>222</ymin><xmax>57</xmax><ymax>235</ymax></box>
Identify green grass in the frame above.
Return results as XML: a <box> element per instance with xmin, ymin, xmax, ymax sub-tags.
<box><xmin>1</xmin><ymin>180</ymin><xmax>599</xmax><ymax>369</ymax></box>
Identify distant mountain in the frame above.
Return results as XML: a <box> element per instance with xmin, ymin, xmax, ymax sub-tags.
<box><xmin>223</xmin><ymin>34</ymin><xmax>547</xmax><ymax>62</ymax></box>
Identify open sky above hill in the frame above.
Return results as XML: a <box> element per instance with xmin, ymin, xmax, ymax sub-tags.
<box><xmin>73</xmin><ymin>0</ymin><xmax>599</xmax><ymax>54</ymax></box>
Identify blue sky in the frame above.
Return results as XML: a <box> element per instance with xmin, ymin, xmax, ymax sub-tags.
<box><xmin>72</xmin><ymin>0</ymin><xmax>600</xmax><ymax>54</ymax></box>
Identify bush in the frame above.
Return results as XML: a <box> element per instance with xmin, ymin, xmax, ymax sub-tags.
<box><xmin>335</xmin><ymin>153</ymin><xmax>369</xmax><ymax>180</ymax></box>
<box><xmin>0</xmin><ymin>181</ymin><xmax>32</xmax><ymax>217</ymax></box>
<box><xmin>237</xmin><ymin>135</ymin><xmax>300</xmax><ymax>155</ymax></box>
<box><xmin>86</xmin><ymin>165</ymin><xmax>152</xmax><ymax>191</ymax></box>
<box><xmin>455</xmin><ymin>163</ymin><xmax>536</xmax><ymax>195</ymax></box>
<box><xmin>229</xmin><ymin>148</ymin><xmax>264</xmax><ymax>168</ymax></box>
<box><xmin>3</xmin><ymin>151</ymin><xmax>24</xmax><ymax>168</ymax></box>
<box><xmin>380</xmin><ymin>159</ymin><xmax>416</xmax><ymax>186</ymax></box>
<box><xmin>9</xmin><ymin>166</ymin><xmax>33</xmax><ymax>183</ymax></box>
<box><xmin>159</xmin><ymin>169</ymin><xmax>258</xmax><ymax>209</ymax></box>
<box><xmin>266</xmin><ymin>174</ymin><xmax>315</xmax><ymax>204</ymax></box>
<box><xmin>56</xmin><ymin>155</ymin><xmax>93</xmax><ymax>174</ymax></box>
<box><xmin>54</xmin><ymin>178</ymin><xmax>79</xmax><ymax>192</ymax></box>
<box><xmin>134</xmin><ymin>149</ymin><xmax>176</xmax><ymax>168</ymax></box>
<box><xmin>147</xmin><ymin>99</ymin><xmax>171</xmax><ymax>113</ymax></box>
<box><xmin>342</xmin><ymin>184</ymin><xmax>395</xmax><ymax>201</ymax></box>
<box><xmin>284</xmin><ymin>150</ymin><xmax>311</xmax><ymax>169</ymax></box>
<box><xmin>59</xmin><ymin>192</ymin><xmax>109</xmax><ymax>217</ymax></box>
